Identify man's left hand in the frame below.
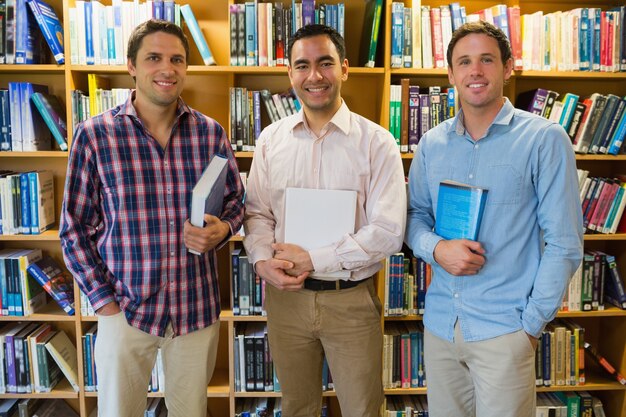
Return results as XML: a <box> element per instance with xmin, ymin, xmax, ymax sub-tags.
<box><xmin>273</xmin><ymin>243</ymin><xmax>314</xmax><ymax>276</ymax></box>
<box><xmin>184</xmin><ymin>214</ymin><xmax>230</xmax><ymax>254</ymax></box>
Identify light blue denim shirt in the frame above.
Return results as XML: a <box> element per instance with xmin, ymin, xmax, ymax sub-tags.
<box><xmin>406</xmin><ymin>98</ymin><xmax>583</xmax><ymax>342</ymax></box>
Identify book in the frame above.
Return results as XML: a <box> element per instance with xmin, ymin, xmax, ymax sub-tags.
<box><xmin>584</xmin><ymin>341</ymin><xmax>626</xmax><ymax>385</ymax></box>
<box><xmin>180</xmin><ymin>4</ymin><xmax>216</xmax><ymax>66</ymax></box>
<box><xmin>26</xmin><ymin>256</ymin><xmax>75</xmax><ymax>315</ymax></box>
<box><xmin>359</xmin><ymin>0</ymin><xmax>383</xmax><ymax>68</ymax></box>
<box><xmin>284</xmin><ymin>187</ymin><xmax>357</xmax><ymax>279</ymax></box>
<box><xmin>189</xmin><ymin>155</ymin><xmax>228</xmax><ymax>254</ymax></box>
<box><xmin>26</xmin><ymin>0</ymin><xmax>64</xmax><ymax>64</ymax></box>
<box><xmin>435</xmin><ymin>180</ymin><xmax>489</xmax><ymax>241</ymax></box>
<box><xmin>30</xmin><ymin>92</ymin><xmax>68</xmax><ymax>151</ymax></box>
<box><xmin>44</xmin><ymin>330</ymin><xmax>79</xmax><ymax>392</ymax></box>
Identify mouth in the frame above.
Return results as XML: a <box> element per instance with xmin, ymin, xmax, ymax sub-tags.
<box><xmin>305</xmin><ymin>86</ymin><xmax>328</xmax><ymax>93</ymax></box>
<box><xmin>468</xmin><ymin>82</ymin><xmax>487</xmax><ymax>89</ymax></box>
<box><xmin>154</xmin><ymin>80</ymin><xmax>176</xmax><ymax>87</ymax></box>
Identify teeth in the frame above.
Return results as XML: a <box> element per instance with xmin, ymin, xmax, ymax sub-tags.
<box><xmin>469</xmin><ymin>83</ymin><xmax>485</xmax><ymax>88</ymax></box>
<box><xmin>307</xmin><ymin>87</ymin><xmax>325</xmax><ymax>92</ymax></box>
<box><xmin>156</xmin><ymin>81</ymin><xmax>174</xmax><ymax>86</ymax></box>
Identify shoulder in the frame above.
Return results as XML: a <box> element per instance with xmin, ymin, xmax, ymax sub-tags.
<box><xmin>186</xmin><ymin>108</ymin><xmax>226</xmax><ymax>135</ymax></box>
<box><xmin>511</xmin><ymin>108</ymin><xmax>570</xmax><ymax>145</ymax></box>
<box><xmin>257</xmin><ymin>112</ymin><xmax>300</xmax><ymax>145</ymax></box>
<box><xmin>349</xmin><ymin>111</ymin><xmax>396</xmax><ymax>147</ymax></box>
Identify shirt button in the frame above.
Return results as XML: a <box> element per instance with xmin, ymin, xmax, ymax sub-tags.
<box><xmin>454</xmin><ymin>293</ymin><xmax>459</xmax><ymax>298</ymax></box>
<box><xmin>170</xmin><ymin>251</ymin><xmax>175</xmax><ymax>256</ymax></box>
<box><xmin>170</xmin><ymin>221</ymin><xmax>174</xmax><ymax>226</ymax></box>
<box><xmin>475</xmin><ymin>144</ymin><xmax>479</xmax><ymax>149</ymax></box>
<box><xmin>469</xmin><ymin>174</ymin><xmax>474</xmax><ymax>179</ymax></box>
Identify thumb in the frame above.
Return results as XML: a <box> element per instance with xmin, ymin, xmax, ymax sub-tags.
<box><xmin>465</xmin><ymin>240</ymin><xmax>485</xmax><ymax>254</ymax></box>
<box><xmin>203</xmin><ymin>214</ymin><xmax>220</xmax><ymax>225</ymax></box>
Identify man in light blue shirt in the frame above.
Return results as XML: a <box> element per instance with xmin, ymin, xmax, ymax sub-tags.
<box><xmin>405</xmin><ymin>22</ymin><xmax>583</xmax><ymax>417</ymax></box>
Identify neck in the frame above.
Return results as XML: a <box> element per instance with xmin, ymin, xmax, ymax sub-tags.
<box><xmin>462</xmin><ymin>98</ymin><xmax>504</xmax><ymax>140</ymax></box>
<box><xmin>303</xmin><ymin>100</ymin><xmax>342</xmax><ymax>137</ymax></box>
<box><xmin>133</xmin><ymin>95</ymin><xmax>178</xmax><ymax>133</ymax></box>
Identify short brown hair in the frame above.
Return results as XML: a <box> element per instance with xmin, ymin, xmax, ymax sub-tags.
<box><xmin>447</xmin><ymin>21</ymin><xmax>512</xmax><ymax>67</ymax></box>
<box><xmin>127</xmin><ymin>19</ymin><xmax>190</xmax><ymax>66</ymax></box>
<box><xmin>287</xmin><ymin>24</ymin><xmax>346</xmax><ymax>64</ymax></box>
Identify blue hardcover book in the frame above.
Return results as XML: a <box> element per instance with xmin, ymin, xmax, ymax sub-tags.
<box><xmin>435</xmin><ymin>180</ymin><xmax>489</xmax><ymax>241</ymax></box>
<box><xmin>153</xmin><ymin>0</ymin><xmax>163</xmax><ymax>20</ymax></box>
<box><xmin>558</xmin><ymin>93</ymin><xmax>580</xmax><ymax>132</ymax></box>
<box><xmin>579</xmin><ymin>8</ymin><xmax>591</xmax><ymax>71</ymax></box>
<box><xmin>301</xmin><ymin>0</ymin><xmax>314</xmax><ymax>26</ymax></box>
<box><xmin>244</xmin><ymin>2</ymin><xmax>257</xmax><ymax>66</ymax></box>
<box><xmin>390</xmin><ymin>2</ymin><xmax>403</xmax><ymax>68</ymax></box>
<box><xmin>449</xmin><ymin>3</ymin><xmax>463</xmax><ymax>31</ymax></box>
<box><xmin>14</xmin><ymin>0</ymin><xmax>28</xmax><ymax>63</ymax></box>
<box><xmin>106</xmin><ymin>6</ymin><xmax>116</xmax><ymax>63</ymax></box>
<box><xmin>337</xmin><ymin>2</ymin><xmax>345</xmax><ymax>38</ymax></box>
<box><xmin>19</xmin><ymin>172</ymin><xmax>31</xmax><ymax>234</ymax></box>
<box><xmin>26</xmin><ymin>256</ymin><xmax>75</xmax><ymax>315</ymax></box>
<box><xmin>83</xmin><ymin>0</ymin><xmax>94</xmax><ymax>65</ymax></box>
<box><xmin>601</xmin><ymin>98</ymin><xmax>626</xmax><ymax>154</ymax></box>
<box><xmin>164</xmin><ymin>0</ymin><xmax>175</xmax><ymax>23</ymax></box>
<box><xmin>608</xmin><ymin>98</ymin><xmax>626</xmax><ymax>155</ymax></box>
<box><xmin>180</xmin><ymin>4</ymin><xmax>216</xmax><ymax>66</ymax></box>
<box><xmin>591</xmin><ymin>8</ymin><xmax>601</xmax><ymax>71</ymax></box>
<box><xmin>0</xmin><ymin>89</ymin><xmax>12</xmax><ymax>151</ymax></box>
<box><xmin>30</xmin><ymin>92</ymin><xmax>68</xmax><ymax>151</ymax></box>
<box><xmin>26</xmin><ymin>0</ymin><xmax>64</xmax><ymax>64</ymax></box>
<box><xmin>8</xmin><ymin>82</ymin><xmax>22</xmax><ymax>151</ymax></box>
<box><xmin>28</xmin><ymin>170</ymin><xmax>54</xmax><ymax>234</ymax></box>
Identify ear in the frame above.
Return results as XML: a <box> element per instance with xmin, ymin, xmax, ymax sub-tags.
<box><xmin>127</xmin><ymin>58</ymin><xmax>136</xmax><ymax>78</ymax></box>
<box><xmin>447</xmin><ymin>65</ymin><xmax>455</xmax><ymax>86</ymax></box>
<box><xmin>341</xmin><ymin>58</ymin><xmax>349</xmax><ymax>81</ymax></box>
<box><xmin>503</xmin><ymin>58</ymin><xmax>513</xmax><ymax>81</ymax></box>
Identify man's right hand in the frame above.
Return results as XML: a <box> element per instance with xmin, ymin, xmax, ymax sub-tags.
<box><xmin>255</xmin><ymin>259</ymin><xmax>309</xmax><ymax>291</ymax></box>
<box><xmin>96</xmin><ymin>301</ymin><xmax>121</xmax><ymax>316</ymax></box>
<box><xmin>434</xmin><ymin>239</ymin><xmax>486</xmax><ymax>276</ymax></box>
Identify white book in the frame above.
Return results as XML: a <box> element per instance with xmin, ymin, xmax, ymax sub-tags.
<box><xmin>44</xmin><ymin>331</ymin><xmax>79</xmax><ymax>392</ymax></box>
<box><xmin>284</xmin><ymin>188</ymin><xmax>357</xmax><ymax>279</ymax></box>
<box><xmin>189</xmin><ymin>155</ymin><xmax>229</xmax><ymax>254</ymax></box>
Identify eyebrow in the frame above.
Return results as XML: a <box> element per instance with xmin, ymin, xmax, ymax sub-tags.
<box><xmin>292</xmin><ymin>54</ymin><xmax>336</xmax><ymax>66</ymax></box>
<box><xmin>456</xmin><ymin>52</ymin><xmax>496</xmax><ymax>61</ymax></box>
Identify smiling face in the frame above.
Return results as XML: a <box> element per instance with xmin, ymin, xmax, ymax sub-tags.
<box><xmin>127</xmin><ymin>31</ymin><xmax>187</xmax><ymax>112</ymax></box>
<box><xmin>287</xmin><ymin>34</ymin><xmax>348</xmax><ymax>122</ymax></box>
<box><xmin>447</xmin><ymin>33</ymin><xmax>512</xmax><ymax>116</ymax></box>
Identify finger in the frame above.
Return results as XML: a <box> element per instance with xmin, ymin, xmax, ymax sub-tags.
<box><xmin>268</xmin><ymin>258</ymin><xmax>294</xmax><ymax>270</ymax></box>
<box><xmin>203</xmin><ymin>214</ymin><xmax>220</xmax><ymax>225</ymax></box>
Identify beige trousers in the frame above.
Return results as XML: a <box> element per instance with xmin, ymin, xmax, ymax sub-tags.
<box><xmin>94</xmin><ymin>311</ymin><xmax>219</xmax><ymax>417</ymax></box>
<box><xmin>424</xmin><ymin>322</ymin><xmax>536</xmax><ymax>417</ymax></box>
<box><xmin>265</xmin><ymin>279</ymin><xmax>384</xmax><ymax>417</ymax></box>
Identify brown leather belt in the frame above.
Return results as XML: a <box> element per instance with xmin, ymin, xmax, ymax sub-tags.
<box><xmin>303</xmin><ymin>277</ymin><xmax>368</xmax><ymax>291</ymax></box>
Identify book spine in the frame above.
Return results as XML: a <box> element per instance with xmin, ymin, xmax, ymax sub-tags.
<box><xmin>180</xmin><ymin>5</ymin><xmax>215</xmax><ymax>66</ymax></box>
<box><xmin>19</xmin><ymin>173</ymin><xmax>30</xmax><ymax>235</ymax></box>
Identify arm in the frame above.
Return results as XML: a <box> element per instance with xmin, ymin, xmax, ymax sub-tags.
<box><xmin>306</xmin><ymin>132</ymin><xmax>407</xmax><ymax>275</ymax></box>
<box><xmin>59</xmin><ymin>123</ymin><xmax>116</xmax><ymax>312</ymax></box>
<box><xmin>522</xmin><ymin>125</ymin><xmax>584</xmax><ymax>338</ymax></box>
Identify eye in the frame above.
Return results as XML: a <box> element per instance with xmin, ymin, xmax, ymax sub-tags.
<box><xmin>482</xmin><ymin>57</ymin><xmax>493</xmax><ymax>63</ymax></box>
<box><xmin>147</xmin><ymin>56</ymin><xmax>159</xmax><ymax>62</ymax></box>
<box><xmin>173</xmin><ymin>57</ymin><xmax>185</xmax><ymax>64</ymax></box>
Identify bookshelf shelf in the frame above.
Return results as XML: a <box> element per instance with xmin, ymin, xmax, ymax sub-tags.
<box><xmin>0</xmin><ymin>230</ymin><xmax>60</xmax><ymax>241</ymax></box>
<box><xmin>0</xmin><ymin>64</ymin><xmax>64</xmax><ymax>73</ymax></box>
<box><xmin>0</xmin><ymin>380</ymin><xmax>79</xmax><ymax>399</ymax></box>
<box><xmin>0</xmin><ymin>151</ymin><xmax>68</xmax><ymax>158</ymax></box>
<box><xmin>584</xmin><ymin>234</ymin><xmax>626</xmax><ymax>241</ymax></box>
<box><xmin>220</xmin><ymin>310</ymin><xmax>267</xmax><ymax>323</ymax></box>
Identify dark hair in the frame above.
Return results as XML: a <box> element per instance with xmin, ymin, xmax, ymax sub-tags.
<box><xmin>447</xmin><ymin>21</ymin><xmax>512</xmax><ymax>67</ymax></box>
<box><xmin>127</xmin><ymin>19</ymin><xmax>190</xmax><ymax>66</ymax></box>
<box><xmin>287</xmin><ymin>24</ymin><xmax>346</xmax><ymax>64</ymax></box>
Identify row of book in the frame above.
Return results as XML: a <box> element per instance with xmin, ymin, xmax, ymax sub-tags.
<box><xmin>517</xmin><ymin>89</ymin><xmax>626</xmax><ymax>155</ymax></box>
<box><xmin>389</xmin><ymin>81</ymin><xmax>456</xmax><ymax>153</ymax></box>
<box><xmin>383</xmin><ymin>322</ymin><xmax>426</xmax><ymax>389</ymax></box>
<box><xmin>565</xmin><ymin>250</ymin><xmax>626</xmax><ymax>313</ymax></box>
<box><xmin>70</xmin><ymin>86</ymin><xmax>131</xmax><ymax>130</ymax></box>
<box><xmin>383</xmin><ymin>253</ymin><xmax>430</xmax><ymax>317</ymax></box>
<box><xmin>0</xmin><ymin>323</ymin><xmax>78</xmax><ymax>395</ymax></box>
<box><xmin>81</xmin><ymin>324</ymin><xmax>97</xmax><ymax>392</ymax></box>
<box><xmin>229</xmin><ymin>1</ymin><xmax>345</xmax><ymax>67</ymax></box>
<box><xmin>0</xmin><ymin>83</ymin><xmax>68</xmax><ymax>152</ymax></box>
<box><xmin>536</xmin><ymin>319</ymin><xmax>585</xmax><ymax>387</ymax></box>
<box><xmin>0</xmin><ymin>0</ymin><xmax>63</xmax><ymax>65</ymax></box>
<box><xmin>235</xmin><ymin>397</ymin><xmax>286</xmax><ymax>417</ymax></box>
<box><xmin>229</xmin><ymin>87</ymin><xmax>301</xmax><ymax>152</ymax></box>
<box><xmin>0</xmin><ymin>171</ymin><xmax>54</xmax><ymax>236</ymax></box>
<box><xmin>0</xmin><ymin>398</ymin><xmax>79</xmax><ymax>417</ymax></box>
<box><xmin>389</xmin><ymin>3</ymin><xmax>626</xmax><ymax>72</ymax></box>
<box><xmin>231</xmin><ymin>248</ymin><xmax>266</xmax><ymax>317</ymax></box>
<box><xmin>69</xmin><ymin>0</ymin><xmax>215</xmax><ymax>66</ymax></box>
<box><xmin>578</xmin><ymin>174</ymin><xmax>626</xmax><ymax>235</ymax></box>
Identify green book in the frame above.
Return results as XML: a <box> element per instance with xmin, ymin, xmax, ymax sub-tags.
<box><xmin>359</xmin><ymin>0</ymin><xmax>384</xmax><ymax>67</ymax></box>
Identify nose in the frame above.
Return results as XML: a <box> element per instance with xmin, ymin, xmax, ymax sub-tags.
<box><xmin>307</xmin><ymin>66</ymin><xmax>323</xmax><ymax>81</ymax></box>
<box><xmin>469</xmin><ymin>61</ymin><xmax>483</xmax><ymax>76</ymax></box>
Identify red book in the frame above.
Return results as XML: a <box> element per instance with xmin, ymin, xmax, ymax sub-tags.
<box><xmin>430</xmin><ymin>7</ymin><xmax>444</xmax><ymax>69</ymax></box>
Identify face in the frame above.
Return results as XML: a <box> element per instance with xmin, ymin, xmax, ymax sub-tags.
<box><xmin>127</xmin><ymin>32</ymin><xmax>187</xmax><ymax>110</ymax></box>
<box><xmin>448</xmin><ymin>33</ymin><xmax>512</xmax><ymax>114</ymax></box>
<box><xmin>288</xmin><ymin>35</ymin><xmax>348</xmax><ymax>119</ymax></box>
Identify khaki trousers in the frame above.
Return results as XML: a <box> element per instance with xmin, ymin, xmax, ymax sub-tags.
<box><xmin>424</xmin><ymin>322</ymin><xmax>536</xmax><ymax>417</ymax></box>
<box><xmin>265</xmin><ymin>279</ymin><xmax>384</xmax><ymax>417</ymax></box>
<box><xmin>94</xmin><ymin>311</ymin><xmax>219</xmax><ymax>417</ymax></box>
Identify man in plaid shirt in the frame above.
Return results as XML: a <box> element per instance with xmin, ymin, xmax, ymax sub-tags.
<box><xmin>60</xmin><ymin>20</ymin><xmax>244</xmax><ymax>417</ymax></box>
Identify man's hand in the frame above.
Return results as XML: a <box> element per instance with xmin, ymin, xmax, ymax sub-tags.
<box><xmin>272</xmin><ymin>243</ymin><xmax>314</xmax><ymax>276</ymax></box>
<box><xmin>184</xmin><ymin>214</ymin><xmax>230</xmax><ymax>254</ymax></box>
<box><xmin>433</xmin><ymin>239</ymin><xmax>486</xmax><ymax>276</ymax></box>
<box><xmin>96</xmin><ymin>301</ymin><xmax>121</xmax><ymax>316</ymax></box>
<box><xmin>256</xmin><ymin>259</ymin><xmax>309</xmax><ymax>291</ymax></box>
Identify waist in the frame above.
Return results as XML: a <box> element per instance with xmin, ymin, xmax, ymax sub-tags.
<box><xmin>303</xmin><ymin>277</ymin><xmax>370</xmax><ymax>291</ymax></box>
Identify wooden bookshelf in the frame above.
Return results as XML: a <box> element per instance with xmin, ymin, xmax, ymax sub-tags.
<box><xmin>1</xmin><ymin>0</ymin><xmax>625</xmax><ymax>416</ymax></box>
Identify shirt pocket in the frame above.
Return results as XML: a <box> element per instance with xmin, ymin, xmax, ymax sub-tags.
<box><xmin>483</xmin><ymin>164</ymin><xmax>522</xmax><ymax>205</ymax></box>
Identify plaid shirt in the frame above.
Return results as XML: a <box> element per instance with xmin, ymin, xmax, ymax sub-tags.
<box><xmin>60</xmin><ymin>93</ymin><xmax>244</xmax><ymax>337</ymax></box>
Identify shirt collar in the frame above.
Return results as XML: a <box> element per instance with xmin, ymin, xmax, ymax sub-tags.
<box><xmin>115</xmin><ymin>90</ymin><xmax>194</xmax><ymax>120</ymax></box>
<box><xmin>452</xmin><ymin>97</ymin><xmax>515</xmax><ymax>136</ymax></box>
<box><xmin>289</xmin><ymin>100</ymin><xmax>351</xmax><ymax>136</ymax></box>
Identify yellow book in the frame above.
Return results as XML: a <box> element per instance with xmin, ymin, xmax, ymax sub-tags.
<box><xmin>87</xmin><ymin>73</ymin><xmax>110</xmax><ymax>117</ymax></box>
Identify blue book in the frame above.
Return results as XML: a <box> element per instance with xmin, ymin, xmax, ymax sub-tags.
<box><xmin>8</xmin><ymin>82</ymin><xmax>22</xmax><ymax>151</ymax></box>
<box><xmin>244</xmin><ymin>2</ymin><xmax>257</xmax><ymax>66</ymax></box>
<box><xmin>180</xmin><ymin>4</ymin><xmax>216</xmax><ymax>66</ymax></box>
<box><xmin>106</xmin><ymin>6</ymin><xmax>116</xmax><ymax>63</ymax></box>
<box><xmin>301</xmin><ymin>0</ymin><xmax>315</xmax><ymax>26</ymax></box>
<box><xmin>0</xmin><ymin>89</ymin><xmax>12</xmax><ymax>151</ymax></box>
<box><xmin>28</xmin><ymin>170</ymin><xmax>54</xmax><ymax>234</ymax></box>
<box><xmin>26</xmin><ymin>0</ymin><xmax>64</xmax><ymax>64</ymax></box>
<box><xmin>26</xmin><ymin>256</ymin><xmax>75</xmax><ymax>315</ymax></box>
<box><xmin>20</xmin><ymin>82</ymin><xmax>51</xmax><ymax>151</ymax></box>
<box><xmin>435</xmin><ymin>180</ymin><xmax>489</xmax><ymax>241</ymax></box>
<box><xmin>30</xmin><ymin>92</ymin><xmax>68</xmax><ymax>151</ymax></box>
<box><xmin>164</xmin><ymin>0</ymin><xmax>175</xmax><ymax>23</ymax></box>
<box><xmin>591</xmin><ymin>8</ymin><xmax>601</xmax><ymax>71</ymax></box>
<box><xmin>390</xmin><ymin>2</ymin><xmax>403</xmax><ymax>68</ymax></box>
<box><xmin>558</xmin><ymin>93</ymin><xmax>580</xmax><ymax>132</ymax></box>
<box><xmin>19</xmin><ymin>172</ymin><xmax>31</xmax><ymax>234</ymax></box>
<box><xmin>83</xmin><ymin>0</ymin><xmax>94</xmax><ymax>65</ymax></box>
<box><xmin>608</xmin><ymin>97</ymin><xmax>626</xmax><ymax>155</ymax></box>
<box><xmin>153</xmin><ymin>0</ymin><xmax>163</xmax><ymax>20</ymax></box>
<box><xmin>579</xmin><ymin>8</ymin><xmax>591</xmax><ymax>71</ymax></box>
